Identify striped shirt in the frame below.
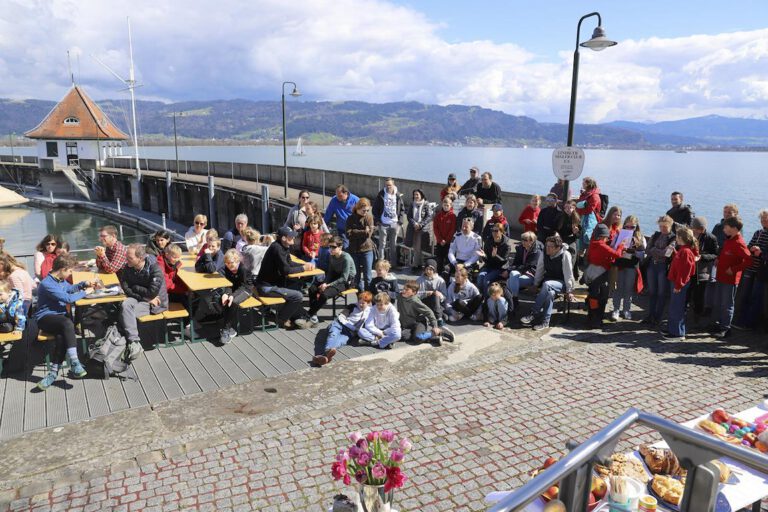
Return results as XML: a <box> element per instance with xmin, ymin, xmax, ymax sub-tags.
<box><xmin>747</xmin><ymin>228</ymin><xmax>768</xmax><ymax>271</ymax></box>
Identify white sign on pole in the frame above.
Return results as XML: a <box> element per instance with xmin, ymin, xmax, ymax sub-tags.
<box><xmin>552</xmin><ymin>147</ymin><xmax>585</xmax><ymax>181</ymax></box>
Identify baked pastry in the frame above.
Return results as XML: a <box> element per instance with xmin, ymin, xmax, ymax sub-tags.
<box><xmin>712</xmin><ymin>460</ymin><xmax>731</xmax><ymax>483</ymax></box>
<box><xmin>651</xmin><ymin>474</ymin><xmax>684</xmax><ymax>505</ymax></box>
<box><xmin>699</xmin><ymin>419</ymin><xmax>728</xmax><ymax>436</ymax></box>
<box><xmin>595</xmin><ymin>453</ymin><xmax>650</xmax><ymax>483</ymax></box>
<box><xmin>639</xmin><ymin>444</ymin><xmax>686</xmax><ymax>477</ymax></box>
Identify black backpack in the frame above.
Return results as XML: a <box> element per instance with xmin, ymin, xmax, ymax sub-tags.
<box><xmin>598</xmin><ymin>193</ymin><xmax>609</xmax><ymax>218</ymax></box>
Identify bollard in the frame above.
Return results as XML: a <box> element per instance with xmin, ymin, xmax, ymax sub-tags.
<box><xmin>117</xmin><ymin>197</ymin><xmax>122</xmax><ymax>214</ymax></box>
<box><xmin>261</xmin><ymin>185</ymin><xmax>270</xmax><ymax>233</ymax></box>
<box><xmin>49</xmin><ymin>191</ymin><xmax>54</xmax><ymax>204</ymax></box>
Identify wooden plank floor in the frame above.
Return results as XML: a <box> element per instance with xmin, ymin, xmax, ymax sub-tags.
<box><xmin>0</xmin><ymin>300</ymin><xmax>392</xmax><ymax>441</ymax></box>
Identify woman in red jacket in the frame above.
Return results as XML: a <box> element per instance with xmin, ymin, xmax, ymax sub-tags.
<box><xmin>575</xmin><ymin>177</ymin><xmax>603</xmax><ymax>252</ymax></box>
<box><xmin>433</xmin><ymin>196</ymin><xmax>457</xmax><ymax>276</ymax></box>
<box><xmin>665</xmin><ymin>227</ymin><xmax>699</xmax><ymax>339</ymax></box>
<box><xmin>585</xmin><ymin>223</ymin><xmax>625</xmax><ymax>328</ymax></box>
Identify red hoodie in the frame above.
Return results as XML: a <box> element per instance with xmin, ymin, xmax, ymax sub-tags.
<box><xmin>667</xmin><ymin>245</ymin><xmax>697</xmax><ymax>291</ymax></box>
<box><xmin>518</xmin><ymin>205</ymin><xmax>540</xmax><ymax>233</ymax></box>
<box><xmin>157</xmin><ymin>254</ymin><xmax>188</xmax><ymax>294</ymax></box>
<box><xmin>302</xmin><ymin>229</ymin><xmax>322</xmax><ymax>259</ymax></box>
<box><xmin>588</xmin><ymin>239</ymin><xmax>625</xmax><ymax>270</ymax></box>
<box><xmin>717</xmin><ymin>234</ymin><xmax>751</xmax><ymax>285</ymax></box>
<box><xmin>576</xmin><ymin>188</ymin><xmax>603</xmax><ymax>223</ymax></box>
<box><xmin>433</xmin><ymin>209</ymin><xmax>457</xmax><ymax>245</ymax></box>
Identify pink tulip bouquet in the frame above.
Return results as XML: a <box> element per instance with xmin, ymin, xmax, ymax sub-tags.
<box><xmin>331</xmin><ymin>430</ymin><xmax>412</xmax><ymax>493</ymax></box>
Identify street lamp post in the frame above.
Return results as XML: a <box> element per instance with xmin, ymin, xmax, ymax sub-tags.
<box><xmin>282</xmin><ymin>81</ymin><xmax>301</xmax><ymax>199</ymax></box>
<box><xmin>173</xmin><ymin>112</ymin><xmax>183</xmax><ymax>178</ymax></box>
<box><xmin>9</xmin><ymin>133</ymin><xmax>15</xmax><ymax>163</ymax></box>
<box><xmin>562</xmin><ymin>12</ymin><xmax>617</xmax><ymax>202</ymax></box>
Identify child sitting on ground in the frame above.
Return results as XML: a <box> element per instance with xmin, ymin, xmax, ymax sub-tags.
<box><xmin>0</xmin><ymin>282</ymin><xmax>26</xmax><ymax>333</ymax></box>
<box><xmin>313</xmin><ymin>291</ymin><xmax>374</xmax><ymax>366</ymax></box>
<box><xmin>416</xmin><ymin>259</ymin><xmax>447</xmax><ymax>322</ymax></box>
<box><xmin>368</xmin><ymin>259</ymin><xmax>399</xmax><ymax>304</ymax></box>
<box><xmin>358</xmin><ymin>292</ymin><xmax>401</xmax><ymax>348</ymax></box>
<box><xmin>398</xmin><ymin>280</ymin><xmax>454</xmax><ymax>345</ymax></box>
<box><xmin>483</xmin><ymin>282</ymin><xmax>508</xmax><ymax>330</ymax></box>
<box><xmin>445</xmin><ymin>267</ymin><xmax>482</xmax><ymax>323</ymax></box>
<box><xmin>241</xmin><ymin>228</ymin><xmax>267</xmax><ymax>279</ymax></box>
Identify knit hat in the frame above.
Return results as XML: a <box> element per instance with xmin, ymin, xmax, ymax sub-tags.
<box><xmin>593</xmin><ymin>224</ymin><xmax>610</xmax><ymax>239</ymax></box>
<box><xmin>469</xmin><ymin>166</ymin><xmax>479</xmax><ymax>173</ymax></box>
<box><xmin>691</xmin><ymin>216</ymin><xmax>708</xmax><ymax>230</ymax></box>
<box><xmin>425</xmin><ymin>259</ymin><xmax>437</xmax><ymax>270</ymax></box>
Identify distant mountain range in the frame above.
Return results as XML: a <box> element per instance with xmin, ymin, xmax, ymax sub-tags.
<box><xmin>2</xmin><ymin>97</ymin><xmax>767</xmax><ymax>149</ymax></box>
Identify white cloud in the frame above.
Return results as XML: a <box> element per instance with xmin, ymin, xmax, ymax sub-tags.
<box><xmin>0</xmin><ymin>0</ymin><xmax>767</xmax><ymax>122</ymax></box>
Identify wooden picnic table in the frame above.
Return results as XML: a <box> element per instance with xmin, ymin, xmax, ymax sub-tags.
<box><xmin>288</xmin><ymin>254</ymin><xmax>324</xmax><ymax>279</ymax></box>
<box><xmin>177</xmin><ymin>269</ymin><xmax>232</xmax><ymax>292</ymax></box>
<box><xmin>71</xmin><ymin>270</ymin><xmax>125</xmax><ymax>307</ymax></box>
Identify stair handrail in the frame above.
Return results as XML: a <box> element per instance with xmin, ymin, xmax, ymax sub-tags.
<box><xmin>488</xmin><ymin>407</ymin><xmax>768</xmax><ymax>512</ymax></box>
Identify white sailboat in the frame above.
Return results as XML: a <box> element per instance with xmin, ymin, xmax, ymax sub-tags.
<box><xmin>292</xmin><ymin>137</ymin><xmax>305</xmax><ymax>156</ymax></box>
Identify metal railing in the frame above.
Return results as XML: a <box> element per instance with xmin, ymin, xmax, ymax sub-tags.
<box><xmin>488</xmin><ymin>408</ymin><xmax>768</xmax><ymax>512</ymax></box>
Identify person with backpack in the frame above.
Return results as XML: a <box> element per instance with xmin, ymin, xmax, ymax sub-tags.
<box><xmin>119</xmin><ymin>244</ymin><xmax>169</xmax><ymax>360</ymax></box>
<box><xmin>35</xmin><ymin>254</ymin><xmax>99</xmax><ymax>390</ymax></box>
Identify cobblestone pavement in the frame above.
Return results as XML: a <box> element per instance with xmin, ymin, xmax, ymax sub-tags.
<box><xmin>1</xmin><ymin>319</ymin><xmax>768</xmax><ymax>511</ymax></box>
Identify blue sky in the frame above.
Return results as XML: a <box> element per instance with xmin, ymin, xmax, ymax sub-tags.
<box><xmin>1</xmin><ymin>0</ymin><xmax>767</xmax><ymax>123</ymax></box>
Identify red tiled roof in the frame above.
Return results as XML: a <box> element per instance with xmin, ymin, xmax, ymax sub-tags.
<box><xmin>25</xmin><ymin>86</ymin><xmax>129</xmax><ymax>140</ymax></box>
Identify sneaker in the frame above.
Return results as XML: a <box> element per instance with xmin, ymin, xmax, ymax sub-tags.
<box><xmin>309</xmin><ymin>315</ymin><xmax>320</xmax><ymax>326</ymax></box>
<box><xmin>312</xmin><ymin>355</ymin><xmax>328</xmax><ymax>366</ymax></box>
<box><xmin>716</xmin><ymin>329</ymin><xmax>730</xmax><ymax>339</ymax></box>
<box><xmin>610</xmin><ymin>310</ymin><xmax>620</xmax><ymax>322</ymax></box>
<box><xmin>219</xmin><ymin>328</ymin><xmax>232</xmax><ymax>345</ymax></box>
<box><xmin>37</xmin><ymin>371</ymin><xmax>58</xmax><ymax>390</ymax></box>
<box><xmin>430</xmin><ymin>336</ymin><xmax>442</xmax><ymax>347</ymax></box>
<box><xmin>325</xmin><ymin>348</ymin><xmax>337</xmax><ymax>363</ymax></box>
<box><xmin>127</xmin><ymin>340</ymin><xmax>144</xmax><ymax>361</ymax></box>
<box><xmin>623</xmin><ymin>311</ymin><xmax>633</xmax><ymax>320</ymax></box>
<box><xmin>441</xmin><ymin>327</ymin><xmax>455</xmax><ymax>343</ymax></box>
<box><xmin>520</xmin><ymin>314</ymin><xmax>534</xmax><ymax>325</ymax></box>
<box><xmin>68</xmin><ymin>360</ymin><xmax>87</xmax><ymax>379</ymax></box>
<box><xmin>532</xmin><ymin>322</ymin><xmax>550</xmax><ymax>331</ymax></box>
<box><xmin>293</xmin><ymin>318</ymin><xmax>311</xmax><ymax>329</ymax></box>
<box><xmin>662</xmin><ymin>332</ymin><xmax>685</xmax><ymax>340</ymax></box>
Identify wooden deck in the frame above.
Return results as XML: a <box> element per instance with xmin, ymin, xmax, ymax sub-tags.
<box><xmin>0</xmin><ymin>309</ymin><xmax>383</xmax><ymax>441</ymax></box>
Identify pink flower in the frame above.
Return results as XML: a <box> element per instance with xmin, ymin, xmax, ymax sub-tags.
<box><xmin>384</xmin><ymin>466</ymin><xmax>407</xmax><ymax>493</ymax></box>
<box><xmin>390</xmin><ymin>450</ymin><xmax>404</xmax><ymax>463</ymax></box>
<box><xmin>337</xmin><ymin>449</ymin><xmax>349</xmax><ymax>462</ymax></box>
<box><xmin>331</xmin><ymin>461</ymin><xmax>348</xmax><ymax>481</ymax></box>
<box><xmin>356</xmin><ymin>451</ymin><xmax>372</xmax><ymax>466</ymax></box>
<box><xmin>355</xmin><ymin>469</ymin><xmax>368</xmax><ymax>484</ymax></box>
<box><xmin>348</xmin><ymin>431</ymin><xmax>363</xmax><ymax>443</ymax></box>
<box><xmin>371</xmin><ymin>462</ymin><xmax>387</xmax><ymax>480</ymax></box>
<box><xmin>367</xmin><ymin>431</ymin><xmax>380</xmax><ymax>443</ymax></box>
<box><xmin>398</xmin><ymin>437</ymin><xmax>412</xmax><ymax>452</ymax></box>
<box><xmin>380</xmin><ymin>430</ymin><xmax>395</xmax><ymax>443</ymax></box>
<box><xmin>356</xmin><ymin>438</ymin><xmax>369</xmax><ymax>451</ymax></box>
<box><xmin>348</xmin><ymin>446</ymin><xmax>361</xmax><ymax>459</ymax></box>
<box><xmin>343</xmin><ymin>474</ymin><xmax>351</xmax><ymax>485</ymax></box>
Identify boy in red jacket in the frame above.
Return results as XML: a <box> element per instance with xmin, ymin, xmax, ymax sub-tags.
<box><xmin>710</xmin><ymin>217</ymin><xmax>752</xmax><ymax>338</ymax></box>
<box><xmin>585</xmin><ymin>224</ymin><xmax>625</xmax><ymax>328</ymax></box>
<box><xmin>664</xmin><ymin>227</ymin><xmax>698</xmax><ymax>339</ymax></box>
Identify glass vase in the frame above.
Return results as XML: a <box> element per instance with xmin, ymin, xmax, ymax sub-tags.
<box><xmin>358</xmin><ymin>484</ymin><xmax>394</xmax><ymax>512</ymax></box>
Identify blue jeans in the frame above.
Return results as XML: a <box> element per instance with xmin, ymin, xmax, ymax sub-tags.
<box><xmin>507</xmin><ymin>271</ymin><xmax>535</xmax><ymax>297</ymax></box>
<box><xmin>533</xmin><ymin>280</ymin><xmax>564</xmax><ymax>323</ymax></box>
<box><xmin>477</xmin><ymin>268</ymin><xmax>504</xmax><ymax>294</ymax></box>
<box><xmin>351</xmin><ymin>251</ymin><xmax>374</xmax><ymax>291</ymax></box>
<box><xmin>612</xmin><ymin>267</ymin><xmax>636</xmax><ymax>314</ymax></box>
<box><xmin>668</xmin><ymin>281</ymin><xmax>691</xmax><ymax>337</ymax></box>
<box><xmin>323</xmin><ymin>320</ymin><xmax>356</xmax><ymax>352</ymax></box>
<box><xmin>646</xmin><ymin>261</ymin><xmax>670</xmax><ymax>322</ymax></box>
<box><xmin>712</xmin><ymin>281</ymin><xmax>736</xmax><ymax>330</ymax></box>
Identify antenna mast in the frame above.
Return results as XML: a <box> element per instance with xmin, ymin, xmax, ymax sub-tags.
<box><xmin>126</xmin><ymin>17</ymin><xmax>141</xmax><ymax>183</ymax></box>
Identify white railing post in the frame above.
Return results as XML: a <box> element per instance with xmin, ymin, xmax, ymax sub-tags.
<box><xmin>117</xmin><ymin>197</ymin><xmax>122</xmax><ymax>213</ymax></box>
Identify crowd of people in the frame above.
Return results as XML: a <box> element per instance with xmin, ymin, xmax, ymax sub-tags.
<box><xmin>1</xmin><ymin>166</ymin><xmax>766</xmax><ymax>381</ymax></box>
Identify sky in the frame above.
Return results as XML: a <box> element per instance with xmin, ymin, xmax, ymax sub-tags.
<box><xmin>1</xmin><ymin>0</ymin><xmax>767</xmax><ymax>123</ymax></box>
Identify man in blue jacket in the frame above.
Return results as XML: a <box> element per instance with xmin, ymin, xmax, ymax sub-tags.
<box><xmin>324</xmin><ymin>185</ymin><xmax>359</xmax><ymax>247</ymax></box>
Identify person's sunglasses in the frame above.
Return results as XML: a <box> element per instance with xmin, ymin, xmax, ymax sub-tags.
<box><xmin>46</xmin><ymin>242</ymin><xmax>57</xmax><ymax>246</ymax></box>
<box><xmin>195</xmin><ymin>221</ymin><xmax>205</xmax><ymax>225</ymax></box>
<box><xmin>329</xmin><ymin>245</ymin><xmax>340</xmax><ymax>249</ymax></box>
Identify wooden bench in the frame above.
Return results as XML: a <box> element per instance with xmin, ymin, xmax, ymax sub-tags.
<box><xmin>138</xmin><ymin>309</ymin><xmax>167</xmax><ymax>348</ymax></box>
<box><xmin>0</xmin><ymin>331</ymin><xmax>23</xmax><ymax>374</ymax></box>
<box><xmin>162</xmin><ymin>302</ymin><xmax>189</xmax><ymax>347</ymax></box>
<box><xmin>36</xmin><ymin>331</ymin><xmax>66</xmax><ymax>372</ymax></box>
<box><xmin>332</xmin><ymin>288</ymin><xmax>358</xmax><ymax>316</ymax></box>
<box><xmin>238</xmin><ymin>296</ymin><xmax>286</xmax><ymax>332</ymax></box>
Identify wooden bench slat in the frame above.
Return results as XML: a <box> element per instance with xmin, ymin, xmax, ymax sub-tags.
<box><xmin>0</xmin><ymin>331</ymin><xmax>22</xmax><ymax>344</ymax></box>
<box><xmin>163</xmin><ymin>302</ymin><xmax>189</xmax><ymax>319</ymax></box>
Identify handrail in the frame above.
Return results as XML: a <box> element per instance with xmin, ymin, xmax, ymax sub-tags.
<box><xmin>488</xmin><ymin>407</ymin><xmax>768</xmax><ymax>512</ymax></box>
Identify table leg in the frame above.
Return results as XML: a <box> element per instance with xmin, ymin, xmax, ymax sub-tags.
<box><xmin>752</xmin><ymin>500</ymin><xmax>761</xmax><ymax>512</ymax></box>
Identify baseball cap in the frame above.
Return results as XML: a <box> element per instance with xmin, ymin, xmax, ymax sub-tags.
<box><xmin>277</xmin><ymin>226</ymin><xmax>298</xmax><ymax>238</ymax></box>
<box><xmin>448</xmin><ymin>173</ymin><xmax>457</xmax><ymax>179</ymax></box>
<box><xmin>492</xmin><ymin>203</ymin><xmax>503</xmax><ymax>212</ymax></box>
<box><xmin>469</xmin><ymin>166</ymin><xmax>479</xmax><ymax>173</ymax></box>
<box><xmin>593</xmin><ymin>224</ymin><xmax>610</xmax><ymax>239</ymax></box>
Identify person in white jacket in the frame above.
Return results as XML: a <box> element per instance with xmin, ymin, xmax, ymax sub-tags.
<box><xmin>359</xmin><ymin>292</ymin><xmax>401</xmax><ymax>348</ymax></box>
<box><xmin>185</xmin><ymin>214</ymin><xmax>208</xmax><ymax>254</ymax></box>
<box><xmin>447</xmin><ymin>217</ymin><xmax>483</xmax><ymax>277</ymax></box>
<box><xmin>521</xmin><ymin>234</ymin><xmax>575</xmax><ymax>331</ymax></box>
<box><xmin>313</xmin><ymin>291</ymin><xmax>373</xmax><ymax>366</ymax></box>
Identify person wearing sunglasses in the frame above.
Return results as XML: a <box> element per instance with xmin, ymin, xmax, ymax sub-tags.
<box><xmin>34</xmin><ymin>234</ymin><xmax>60</xmax><ymax>280</ymax></box>
<box><xmin>185</xmin><ymin>214</ymin><xmax>208</xmax><ymax>254</ymax></box>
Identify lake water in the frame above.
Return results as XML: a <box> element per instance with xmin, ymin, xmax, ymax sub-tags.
<box><xmin>4</xmin><ymin>145</ymin><xmax>766</xmax><ymax>236</ymax></box>
<box><xmin>0</xmin><ymin>205</ymin><xmax>147</xmax><ymax>271</ymax></box>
